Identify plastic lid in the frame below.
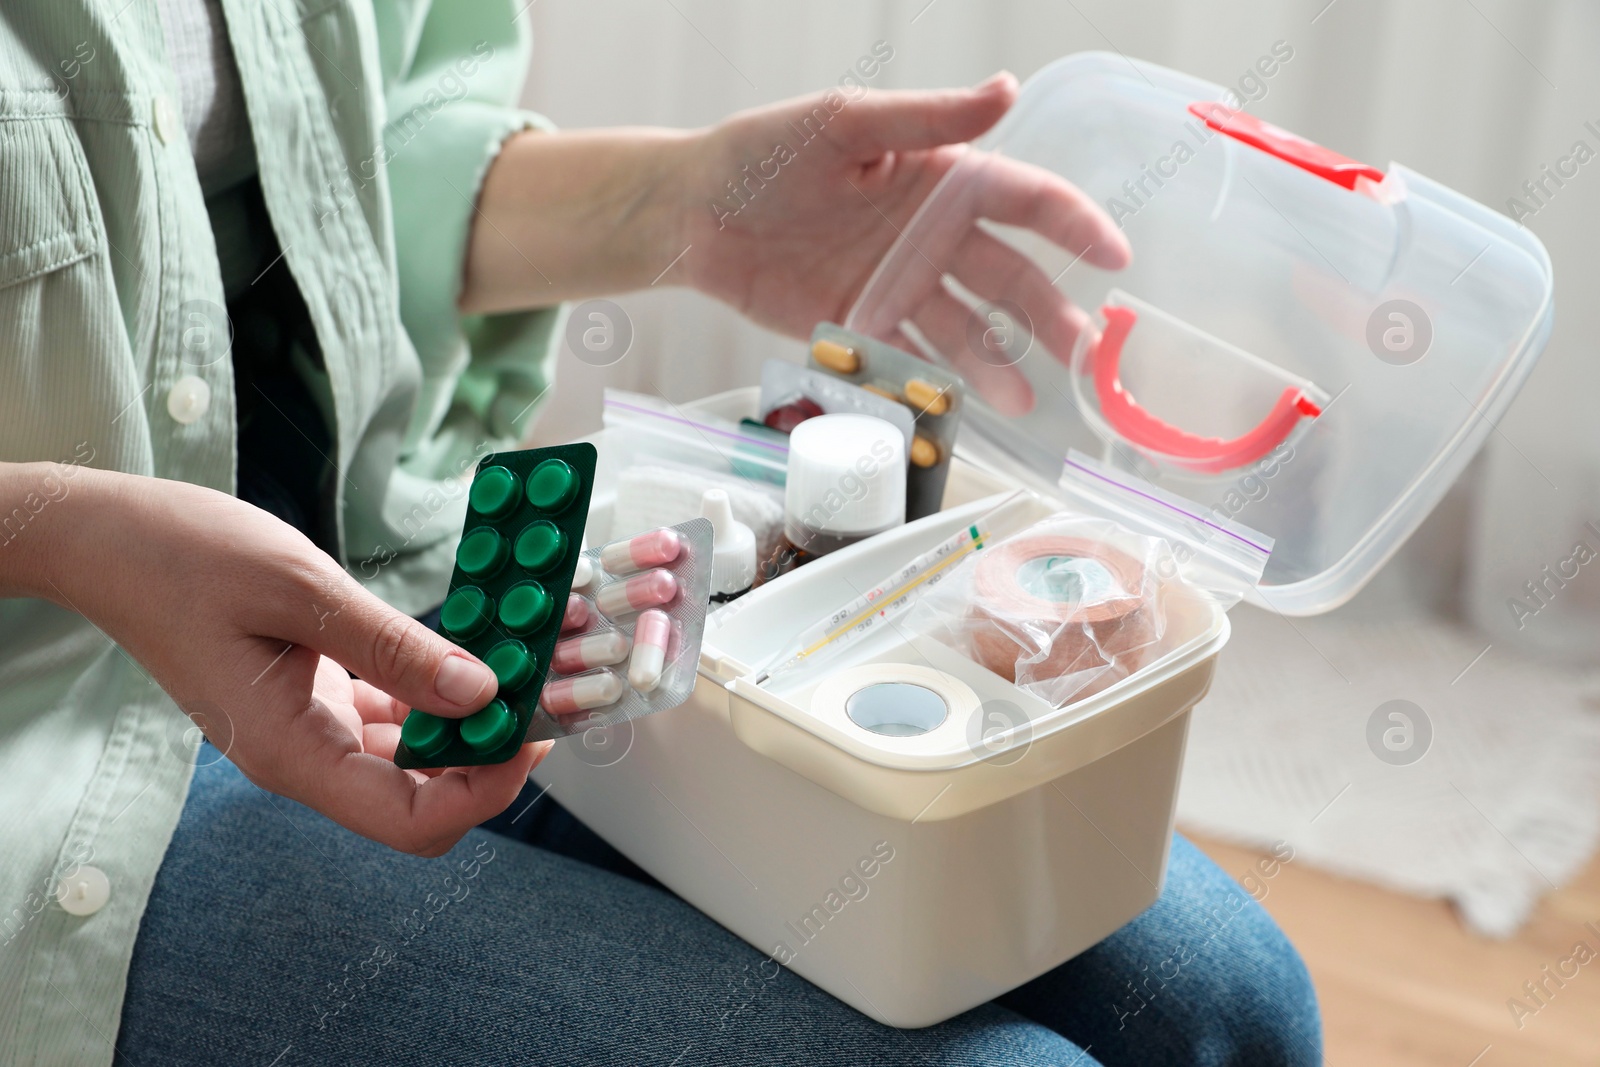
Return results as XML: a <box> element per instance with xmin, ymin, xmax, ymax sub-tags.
<box><xmin>700</xmin><ymin>489</ymin><xmax>756</xmax><ymax>595</ymax></box>
<box><xmin>785</xmin><ymin>414</ymin><xmax>907</xmax><ymax>538</ymax></box>
<box><xmin>845</xmin><ymin>52</ymin><xmax>1553</xmax><ymax>615</ymax></box>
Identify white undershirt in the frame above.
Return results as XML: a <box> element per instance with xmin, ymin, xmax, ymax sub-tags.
<box><xmin>155</xmin><ymin>0</ymin><xmax>256</xmax><ymax>195</ymax></box>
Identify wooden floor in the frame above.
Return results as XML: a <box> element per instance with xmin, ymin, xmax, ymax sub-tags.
<box><xmin>1192</xmin><ymin>834</ymin><xmax>1600</xmax><ymax>1067</ymax></box>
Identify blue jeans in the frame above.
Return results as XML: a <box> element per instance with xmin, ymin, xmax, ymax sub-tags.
<box><xmin>116</xmin><ymin>747</ymin><xmax>1321</xmax><ymax>1066</ymax></box>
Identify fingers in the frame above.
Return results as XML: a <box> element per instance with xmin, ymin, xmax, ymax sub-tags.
<box><xmin>352</xmin><ymin>674</ymin><xmax>555</xmax><ymax>798</ymax></box>
<box><xmin>852</xmin><ymin>153</ymin><xmax>1125</xmax><ymax>412</ymax></box>
<box><xmin>274</xmin><ymin>564</ymin><xmax>497</xmax><ymax>719</ymax></box>
<box><xmin>297</xmin><ymin>728</ymin><xmax>544</xmax><ymax>856</ymax></box>
<box><xmin>959</xmin><ymin>154</ymin><xmax>1131</xmax><ymax>271</ymax></box>
<box><xmin>350</xmin><ymin>675</ymin><xmax>410</xmax><ymax>726</ymax></box>
<box><xmin>226</xmin><ymin>655</ymin><xmax>538</xmax><ymax>855</ymax></box>
<box><xmin>947</xmin><ymin>227</ymin><xmax>1097</xmax><ymax>365</ymax></box>
<box><xmin>906</xmin><ymin>285</ymin><xmax>1036</xmax><ymax>417</ymax></box>
<box><xmin>351</xmin><ymin>675</ymin><xmax>447</xmax><ymax>779</ymax></box>
<box><xmin>823</xmin><ymin>75</ymin><xmax>1128</xmax><ymax>272</ymax></box>
<box><xmin>827</xmin><ymin>72</ymin><xmax>1018</xmax><ymax>158</ymax></box>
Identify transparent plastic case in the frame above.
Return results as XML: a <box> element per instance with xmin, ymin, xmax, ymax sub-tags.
<box><xmin>846</xmin><ymin>52</ymin><xmax>1554</xmax><ymax>614</ymax></box>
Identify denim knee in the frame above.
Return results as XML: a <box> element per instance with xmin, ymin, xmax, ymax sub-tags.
<box><xmin>1108</xmin><ymin>836</ymin><xmax>1322</xmax><ymax>1066</ymax></box>
<box><xmin>999</xmin><ymin>835</ymin><xmax>1322</xmax><ymax>1066</ymax></box>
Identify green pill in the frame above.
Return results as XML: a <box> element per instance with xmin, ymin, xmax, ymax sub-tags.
<box><xmin>456</xmin><ymin>527</ymin><xmax>509</xmax><ymax>579</ymax></box>
<box><xmin>525</xmin><ymin>458</ymin><xmax>579</xmax><ymax>512</ymax></box>
<box><xmin>485</xmin><ymin>640</ymin><xmax>536</xmax><ymax>691</ymax></box>
<box><xmin>514</xmin><ymin>520</ymin><xmax>567</xmax><ymax>575</ymax></box>
<box><xmin>440</xmin><ymin>586</ymin><xmax>493</xmax><ymax>639</ymax></box>
<box><xmin>498</xmin><ymin>581</ymin><xmax>552</xmax><ymax>635</ymax></box>
<box><xmin>460</xmin><ymin>699</ymin><xmax>516</xmax><ymax>753</ymax></box>
<box><xmin>400</xmin><ymin>711</ymin><xmax>453</xmax><ymax>759</ymax></box>
<box><xmin>469</xmin><ymin>465</ymin><xmax>521</xmax><ymax>519</ymax></box>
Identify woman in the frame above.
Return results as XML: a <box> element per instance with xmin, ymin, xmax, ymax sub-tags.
<box><xmin>0</xmin><ymin>1</ymin><xmax>1320</xmax><ymax>1063</ymax></box>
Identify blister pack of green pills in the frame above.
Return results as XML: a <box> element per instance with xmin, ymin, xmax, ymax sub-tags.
<box><xmin>396</xmin><ymin>444</ymin><xmax>597</xmax><ymax>769</ymax></box>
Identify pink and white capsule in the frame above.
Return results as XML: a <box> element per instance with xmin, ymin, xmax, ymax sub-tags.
<box><xmin>539</xmin><ymin>670</ymin><xmax>626</xmax><ymax>715</ymax></box>
<box><xmin>561</xmin><ymin>595</ymin><xmax>591</xmax><ymax>633</ymax></box>
<box><xmin>570</xmin><ymin>555</ymin><xmax>596</xmax><ymax>593</ymax></box>
<box><xmin>552</xmin><ymin>630</ymin><xmax>630</xmax><ymax>674</ymax></box>
<box><xmin>595</xmin><ymin>569</ymin><xmax>678</xmax><ymax>617</ymax></box>
<box><xmin>599</xmin><ymin>527</ymin><xmax>682</xmax><ymax>576</ymax></box>
<box><xmin>628</xmin><ymin>610</ymin><xmax>672</xmax><ymax>692</ymax></box>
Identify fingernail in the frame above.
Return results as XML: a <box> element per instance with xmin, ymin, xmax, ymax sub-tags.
<box><xmin>436</xmin><ymin>655</ymin><xmax>494</xmax><ymax>706</ymax></box>
<box><xmin>974</xmin><ymin>71</ymin><xmax>1011</xmax><ymax>91</ymax></box>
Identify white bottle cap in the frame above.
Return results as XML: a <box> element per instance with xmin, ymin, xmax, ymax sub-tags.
<box><xmin>700</xmin><ymin>489</ymin><xmax>757</xmax><ymax>596</ymax></box>
<box><xmin>784</xmin><ymin>414</ymin><xmax>906</xmax><ymax>541</ymax></box>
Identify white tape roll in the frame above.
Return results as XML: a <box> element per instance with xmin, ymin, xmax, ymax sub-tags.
<box><xmin>813</xmin><ymin>663</ymin><xmax>980</xmax><ymax>741</ymax></box>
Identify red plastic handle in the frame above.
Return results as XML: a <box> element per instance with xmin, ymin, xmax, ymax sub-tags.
<box><xmin>1188</xmin><ymin>101</ymin><xmax>1383</xmax><ymax>191</ymax></box>
<box><xmin>1092</xmin><ymin>305</ymin><xmax>1320</xmax><ymax>474</ymax></box>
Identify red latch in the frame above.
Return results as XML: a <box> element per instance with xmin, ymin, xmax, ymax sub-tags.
<box><xmin>1188</xmin><ymin>101</ymin><xmax>1384</xmax><ymax>191</ymax></box>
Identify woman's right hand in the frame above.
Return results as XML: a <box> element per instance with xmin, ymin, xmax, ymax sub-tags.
<box><xmin>2</xmin><ymin>461</ymin><xmax>545</xmax><ymax>857</ymax></box>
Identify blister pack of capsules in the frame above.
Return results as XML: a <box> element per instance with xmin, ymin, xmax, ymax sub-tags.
<box><xmin>757</xmin><ymin>359</ymin><xmax>915</xmax><ymax>444</ymax></box>
<box><xmin>397</xmin><ymin>444</ymin><xmax>599</xmax><ymax>769</ymax></box>
<box><xmin>808</xmin><ymin>323</ymin><xmax>966</xmax><ymax>521</ymax></box>
<box><xmin>396</xmin><ymin>443</ymin><xmax>713</xmax><ymax>769</ymax></box>
<box><xmin>543</xmin><ymin>517</ymin><xmax>714</xmax><ymax>733</ymax></box>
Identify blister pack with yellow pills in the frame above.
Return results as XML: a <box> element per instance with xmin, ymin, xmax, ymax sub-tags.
<box><xmin>807</xmin><ymin>323</ymin><xmax>965</xmax><ymax>521</ymax></box>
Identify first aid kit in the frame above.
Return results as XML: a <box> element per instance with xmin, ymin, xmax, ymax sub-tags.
<box><xmin>530</xmin><ymin>52</ymin><xmax>1553</xmax><ymax>1025</ymax></box>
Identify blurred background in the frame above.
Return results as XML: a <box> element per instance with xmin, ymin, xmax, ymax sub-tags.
<box><xmin>518</xmin><ymin>2</ymin><xmax>1600</xmax><ymax>1063</ymax></box>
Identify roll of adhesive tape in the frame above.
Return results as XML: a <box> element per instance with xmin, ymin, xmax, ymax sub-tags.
<box><xmin>813</xmin><ymin>663</ymin><xmax>980</xmax><ymax>741</ymax></box>
<box><xmin>969</xmin><ymin>536</ymin><xmax>1156</xmax><ymax>685</ymax></box>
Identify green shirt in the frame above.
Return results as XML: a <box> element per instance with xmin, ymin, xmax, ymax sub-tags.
<box><xmin>0</xmin><ymin>2</ymin><xmax>559</xmax><ymax>1061</ymax></box>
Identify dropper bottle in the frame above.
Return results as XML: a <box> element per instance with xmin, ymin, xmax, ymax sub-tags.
<box><xmin>700</xmin><ymin>489</ymin><xmax>757</xmax><ymax>603</ymax></box>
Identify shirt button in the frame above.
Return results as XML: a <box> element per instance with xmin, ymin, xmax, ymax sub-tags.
<box><xmin>56</xmin><ymin>865</ymin><xmax>111</xmax><ymax>917</ymax></box>
<box><xmin>152</xmin><ymin>94</ymin><xmax>180</xmax><ymax>145</ymax></box>
<box><xmin>167</xmin><ymin>374</ymin><xmax>211</xmax><ymax>424</ymax></box>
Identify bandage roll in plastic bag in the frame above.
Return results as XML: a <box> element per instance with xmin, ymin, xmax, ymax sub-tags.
<box><xmin>908</xmin><ymin>514</ymin><xmax>1189</xmax><ymax>708</ymax></box>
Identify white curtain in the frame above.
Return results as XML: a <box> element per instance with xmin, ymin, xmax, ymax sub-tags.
<box><xmin>521</xmin><ymin>0</ymin><xmax>1600</xmax><ymax>659</ymax></box>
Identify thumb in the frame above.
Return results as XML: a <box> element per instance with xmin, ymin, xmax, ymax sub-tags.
<box><xmin>831</xmin><ymin>71</ymin><xmax>1018</xmax><ymax>157</ymax></box>
<box><xmin>288</xmin><ymin>575</ymin><xmax>498</xmax><ymax>718</ymax></box>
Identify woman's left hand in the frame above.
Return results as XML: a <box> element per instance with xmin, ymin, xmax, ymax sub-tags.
<box><xmin>677</xmin><ymin>72</ymin><xmax>1131</xmax><ymax>414</ymax></box>
<box><xmin>465</xmin><ymin>71</ymin><xmax>1129</xmax><ymax>414</ymax></box>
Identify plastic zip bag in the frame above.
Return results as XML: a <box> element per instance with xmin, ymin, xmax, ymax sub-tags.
<box><xmin>602</xmin><ymin>390</ymin><xmax>789</xmax><ymax>487</ymax></box>
<box><xmin>1056</xmin><ymin>450</ymin><xmax>1273</xmax><ymax>601</ymax></box>
<box><xmin>907</xmin><ymin>452</ymin><xmax>1270</xmax><ymax>709</ymax></box>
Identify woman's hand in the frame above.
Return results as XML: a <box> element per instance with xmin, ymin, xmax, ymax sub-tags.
<box><xmin>677</xmin><ymin>73</ymin><xmax>1130</xmax><ymax>415</ymax></box>
<box><xmin>5</xmin><ymin>463</ymin><xmax>544</xmax><ymax>856</ymax></box>
<box><xmin>463</xmin><ymin>73</ymin><xmax>1128</xmax><ymax>413</ymax></box>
